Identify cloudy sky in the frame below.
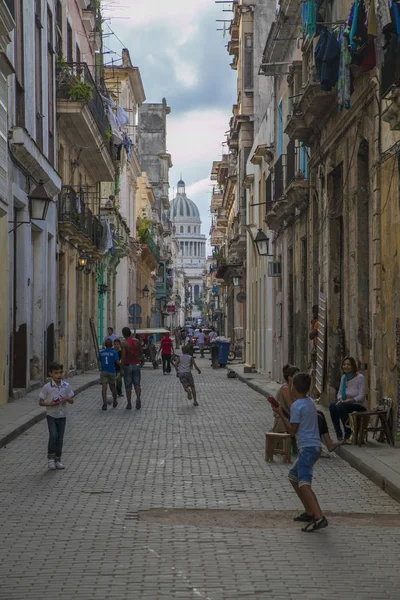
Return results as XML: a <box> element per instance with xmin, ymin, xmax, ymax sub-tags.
<box><xmin>102</xmin><ymin>0</ymin><xmax>236</xmax><ymax>247</ymax></box>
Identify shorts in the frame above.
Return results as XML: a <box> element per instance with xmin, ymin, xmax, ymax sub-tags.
<box><xmin>101</xmin><ymin>372</ymin><xmax>116</xmax><ymax>385</ymax></box>
<box><xmin>178</xmin><ymin>372</ymin><xmax>194</xmax><ymax>391</ymax></box>
<box><xmin>288</xmin><ymin>446</ymin><xmax>321</xmax><ymax>487</ymax></box>
<box><xmin>124</xmin><ymin>364</ymin><xmax>141</xmax><ymax>391</ymax></box>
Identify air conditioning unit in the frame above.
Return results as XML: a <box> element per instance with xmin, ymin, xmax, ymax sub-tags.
<box><xmin>268</xmin><ymin>261</ymin><xmax>281</xmax><ymax>277</ymax></box>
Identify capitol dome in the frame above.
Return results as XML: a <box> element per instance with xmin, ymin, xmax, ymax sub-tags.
<box><xmin>171</xmin><ymin>180</ymin><xmax>200</xmax><ymax>221</ymax></box>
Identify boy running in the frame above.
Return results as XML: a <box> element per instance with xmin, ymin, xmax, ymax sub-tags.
<box><xmin>39</xmin><ymin>362</ymin><xmax>74</xmax><ymax>470</ymax></box>
<box><xmin>272</xmin><ymin>372</ymin><xmax>328</xmax><ymax>532</ymax></box>
<box><xmin>98</xmin><ymin>339</ymin><xmax>120</xmax><ymax>410</ymax></box>
<box><xmin>174</xmin><ymin>345</ymin><xmax>201</xmax><ymax>406</ymax></box>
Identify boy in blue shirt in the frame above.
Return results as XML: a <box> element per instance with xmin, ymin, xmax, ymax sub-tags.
<box><xmin>98</xmin><ymin>339</ymin><xmax>120</xmax><ymax>411</ymax></box>
<box><xmin>273</xmin><ymin>372</ymin><xmax>328</xmax><ymax>532</ymax></box>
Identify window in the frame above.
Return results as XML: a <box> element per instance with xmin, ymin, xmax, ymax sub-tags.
<box><xmin>188</xmin><ymin>226</ymin><xmax>191</xmax><ymax>233</ymax></box>
<box><xmin>15</xmin><ymin>0</ymin><xmax>24</xmax><ymax>127</ymax></box>
<box><xmin>76</xmin><ymin>44</ymin><xmax>81</xmax><ymax>65</ymax></box>
<box><xmin>180</xmin><ymin>225</ymin><xmax>183</xmax><ymax>233</ymax></box>
<box><xmin>244</xmin><ymin>33</ymin><xmax>253</xmax><ymax>91</ymax></box>
<box><xmin>56</xmin><ymin>0</ymin><xmax>62</xmax><ymax>56</ymax></box>
<box><xmin>66</xmin><ymin>21</ymin><xmax>72</xmax><ymax>62</ymax></box>
<box><xmin>47</xmin><ymin>6</ymin><xmax>55</xmax><ymax>165</ymax></box>
<box><xmin>194</xmin><ymin>226</ymin><xmax>196</xmax><ymax>233</ymax></box>
<box><xmin>277</xmin><ymin>100</ymin><xmax>283</xmax><ymax>157</ymax></box>
<box><xmin>35</xmin><ymin>0</ymin><xmax>43</xmax><ymax>150</ymax></box>
<box><xmin>300</xmin><ymin>144</ymin><xmax>308</xmax><ymax>179</ymax></box>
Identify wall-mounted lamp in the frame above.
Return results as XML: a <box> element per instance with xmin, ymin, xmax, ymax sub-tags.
<box><xmin>8</xmin><ymin>180</ymin><xmax>53</xmax><ymax>233</ymax></box>
<box><xmin>232</xmin><ymin>275</ymin><xmax>241</xmax><ymax>287</ymax></box>
<box><xmin>254</xmin><ymin>229</ymin><xmax>272</xmax><ymax>257</ymax></box>
<box><xmin>83</xmin><ymin>256</ymin><xmax>95</xmax><ymax>275</ymax></box>
<box><xmin>142</xmin><ymin>285</ymin><xmax>149</xmax><ymax>298</ymax></box>
<box><xmin>76</xmin><ymin>252</ymin><xmax>88</xmax><ymax>272</ymax></box>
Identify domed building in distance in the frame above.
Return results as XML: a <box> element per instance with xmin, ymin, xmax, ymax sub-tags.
<box><xmin>171</xmin><ymin>180</ymin><xmax>206</xmax><ymax>313</ymax></box>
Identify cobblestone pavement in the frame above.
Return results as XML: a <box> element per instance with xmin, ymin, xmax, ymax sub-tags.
<box><xmin>1</xmin><ymin>359</ymin><xmax>400</xmax><ymax>600</ymax></box>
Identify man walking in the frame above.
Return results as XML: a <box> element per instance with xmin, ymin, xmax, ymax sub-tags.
<box><xmin>121</xmin><ymin>327</ymin><xmax>142</xmax><ymax>410</ymax></box>
<box><xmin>197</xmin><ymin>328</ymin><xmax>206</xmax><ymax>358</ymax></box>
<box><xmin>103</xmin><ymin>326</ymin><xmax>119</xmax><ymax>346</ymax></box>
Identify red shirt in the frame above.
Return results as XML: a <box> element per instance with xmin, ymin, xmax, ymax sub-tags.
<box><xmin>160</xmin><ymin>337</ymin><xmax>174</xmax><ymax>355</ymax></box>
<box><xmin>124</xmin><ymin>338</ymin><xmax>141</xmax><ymax>365</ymax></box>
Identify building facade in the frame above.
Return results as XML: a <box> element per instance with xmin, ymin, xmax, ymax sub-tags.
<box><xmin>171</xmin><ymin>180</ymin><xmax>206</xmax><ymax>320</ymax></box>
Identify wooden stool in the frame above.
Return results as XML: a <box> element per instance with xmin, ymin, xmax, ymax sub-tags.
<box><xmin>265</xmin><ymin>432</ymin><xmax>292</xmax><ymax>463</ymax></box>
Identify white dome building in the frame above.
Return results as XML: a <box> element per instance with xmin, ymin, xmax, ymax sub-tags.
<box><xmin>171</xmin><ymin>180</ymin><xmax>206</xmax><ymax>309</ymax></box>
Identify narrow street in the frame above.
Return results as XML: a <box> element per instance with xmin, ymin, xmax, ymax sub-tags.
<box><xmin>1</xmin><ymin>360</ymin><xmax>400</xmax><ymax>600</ymax></box>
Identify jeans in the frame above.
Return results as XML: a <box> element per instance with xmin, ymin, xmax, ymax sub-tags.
<box><xmin>116</xmin><ymin>372</ymin><xmax>123</xmax><ymax>395</ymax></box>
<box><xmin>124</xmin><ymin>364</ymin><xmax>141</xmax><ymax>391</ymax></box>
<box><xmin>288</xmin><ymin>446</ymin><xmax>321</xmax><ymax>487</ymax></box>
<box><xmin>47</xmin><ymin>416</ymin><xmax>66</xmax><ymax>460</ymax></box>
<box><xmin>329</xmin><ymin>402</ymin><xmax>366</xmax><ymax>439</ymax></box>
<box><xmin>162</xmin><ymin>354</ymin><xmax>171</xmax><ymax>373</ymax></box>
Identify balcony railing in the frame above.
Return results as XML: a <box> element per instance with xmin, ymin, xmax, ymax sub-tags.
<box><xmin>274</xmin><ymin>155</ymin><xmax>285</xmax><ymax>202</ymax></box>
<box><xmin>58</xmin><ymin>186</ymin><xmax>103</xmax><ymax>249</ymax></box>
<box><xmin>266</xmin><ymin>173</ymin><xmax>273</xmax><ymax>213</ymax></box>
<box><xmin>56</xmin><ymin>61</ymin><xmax>111</xmax><ymax>146</ymax></box>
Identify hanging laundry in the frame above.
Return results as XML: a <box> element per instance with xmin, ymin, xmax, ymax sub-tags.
<box><xmin>350</xmin><ymin>0</ymin><xmax>368</xmax><ymax>56</ymax></box>
<box><xmin>315</xmin><ymin>28</ymin><xmax>341</xmax><ymax>91</ymax></box>
<box><xmin>99</xmin><ymin>217</ymin><xmax>114</xmax><ymax>255</ymax></box>
<box><xmin>338</xmin><ymin>26</ymin><xmax>352</xmax><ymax>110</ymax></box>
<box><xmin>375</xmin><ymin>0</ymin><xmax>392</xmax><ymax>31</ymax></box>
<box><xmin>367</xmin><ymin>0</ymin><xmax>378</xmax><ymax>36</ymax></box>
<box><xmin>302</xmin><ymin>1</ymin><xmax>317</xmax><ymax>40</ymax></box>
<box><xmin>100</xmin><ymin>94</ymin><xmax>115</xmax><ymax>108</ymax></box>
<box><xmin>107</xmin><ymin>106</ymin><xmax>123</xmax><ymax>144</ymax></box>
<box><xmin>116</xmin><ymin>105</ymin><xmax>130</xmax><ymax>127</ymax></box>
<box><xmin>393</xmin><ymin>2</ymin><xmax>400</xmax><ymax>41</ymax></box>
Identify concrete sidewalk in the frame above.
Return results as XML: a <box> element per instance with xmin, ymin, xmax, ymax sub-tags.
<box><xmin>0</xmin><ymin>371</ymin><xmax>100</xmax><ymax>449</ymax></box>
<box><xmin>228</xmin><ymin>363</ymin><xmax>400</xmax><ymax>503</ymax></box>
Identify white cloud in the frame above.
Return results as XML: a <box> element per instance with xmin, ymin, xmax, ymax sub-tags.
<box><xmin>165</xmin><ymin>49</ymin><xmax>199</xmax><ymax>89</ymax></box>
<box><xmin>167</xmin><ymin>108</ymin><xmax>228</xmax><ymax>170</ymax></box>
<box><xmin>103</xmin><ymin>0</ymin><xmax>212</xmax><ymax>30</ymax></box>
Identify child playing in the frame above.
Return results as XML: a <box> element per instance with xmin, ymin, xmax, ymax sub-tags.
<box><xmin>39</xmin><ymin>361</ymin><xmax>74</xmax><ymax>470</ymax></box>
<box><xmin>174</xmin><ymin>345</ymin><xmax>201</xmax><ymax>406</ymax></box>
<box><xmin>98</xmin><ymin>339</ymin><xmax>120</xmax><ymax>410</ymax></box>
<box><xmin>272</xmin><ymin>372</ymin><xmax>328</xmax><ymax>532</ymax></box>
<box><xmin>113</xmin><ymin>338</ymin><xmax>123</xmax><ymax>397</ymax></box>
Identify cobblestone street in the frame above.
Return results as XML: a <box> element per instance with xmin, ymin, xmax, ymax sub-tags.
<box><xmin>1</xmin><ymin>359</ymin><xmax>400</xmax><ymax>600</ymax></box>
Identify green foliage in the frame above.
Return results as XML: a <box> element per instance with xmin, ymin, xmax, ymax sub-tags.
<box><xmin>68</xmin><ymin>80</ymin><xmax>93</xmax><ymax>102</ymax></box>
<box><xmin>105</xmin><ymin>126</ymin><xmax>112</xmax><ymax>142</ymax></box>
<box><xmin>136</xmin><ymin>217</ymin><xmax>153</xmax><ymax>243</ymax></box>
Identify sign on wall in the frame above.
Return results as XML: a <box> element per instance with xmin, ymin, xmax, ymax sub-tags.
<box><xmin>315</xmin><ymin>292</ymin><xmax>327</xmax><ymax>395</ymax></box>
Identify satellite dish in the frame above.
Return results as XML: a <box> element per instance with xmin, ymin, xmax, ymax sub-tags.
<box><xmin>236</xmin><ymin>292</ymin><xmax>247</xmax><ymax>303</ymax></box>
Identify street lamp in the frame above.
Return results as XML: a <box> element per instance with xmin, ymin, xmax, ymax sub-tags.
<box><xmin>232</xmin><ymin>275</ymin><xmax>241</xmax><ymax>287</ymax></box>
<box><xmin>76</xmin><ymin>252</ymin><xmax>88</xmax><ymax>272</ymax></box>
<box><xmin>142</xmin><ymin>285</ymin><xmax>149</xmax><ymax>298</ymax></box>
<box><xmin>254</xmin><ymin>228</ymin><xmax>271</xmax><ymax>257</ymax></box>
<box><xmin>83</xmin><ymin>256</ymin><xmax>95</xmax><ymax>275</ymax></box>
<box><xmin>29</xmin><ymin>180</ymin><xmax>52</xmax><ymax>221</ymax></box>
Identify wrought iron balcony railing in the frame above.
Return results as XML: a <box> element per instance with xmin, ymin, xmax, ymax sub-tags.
<box><xmin>58</xmin><ymin>186</ymin><xmax>103</xmax><ymax>249</ymax></box>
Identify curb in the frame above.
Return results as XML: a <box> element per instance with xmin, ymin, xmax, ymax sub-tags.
<box><xmin>229</xmin><ymin>366</ymin><xmax>400</xmax><ymax>505</ymax></box>
<box><xmin>0</xmin><ymin>377</ymin><xmax>99</xmax><ymax>450</ymax></box>
<box><xmin>227</xmin><ymin>367</ymin><xmax>277</xmax><ymax>399</ymax></box>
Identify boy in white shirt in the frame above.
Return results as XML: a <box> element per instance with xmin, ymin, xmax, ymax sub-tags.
<box><xmin>174</xmin><ymin>345</ymin><xmax>201</xmax><ymax>406</ymax></box>
<box><xmin>39</xmin><ymin>362</ymin><xmax>74</xmax><ymax>470</ymax></box>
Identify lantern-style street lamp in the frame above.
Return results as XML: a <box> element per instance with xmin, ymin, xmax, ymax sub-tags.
<box><xmin>76</xmin><ymin>252</ymin><xmax>88</xmax><ymax>272</ymax></box>
<box><xmin>232</xmin><ymin>275</ymin><xmax>241</xmax><ymax>287</ymax></box>
<box><xmin>142</xmin><ymin>285</ymin><xmax>149</xmax><ymax>298</ymax></box>
<box><xmin>254</xmin><ymin>228</ymin><xmax>271</xmax><ymax>256</ymax></box>
<box><xmin>29</xmin><ymin>180</ymin><xmax>53</xmax><ymax>221</ymax></box>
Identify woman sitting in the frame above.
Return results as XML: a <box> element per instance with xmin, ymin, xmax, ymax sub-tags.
<box><xmin>329</xmin><ymin>356</ymin><xmax>366</xmax><ymax>442</ymax></box>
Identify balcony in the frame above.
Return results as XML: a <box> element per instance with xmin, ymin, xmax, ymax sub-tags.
<box><xmin>210</xmin><ymin>226</ymin><xmax>225</xmax><ymax>247</ymax></box>
<box><xmin>265</xmin><ymin>143</ymin><xmax>308</xmax><ymax>231</ymax></box>
<box><xmin>211</xmin><ymin>191</ymin><xmax>223</xmax><ymax>213</ymax></box>
<box><xmin>138</xmin><ymin>225</ymin><xmax>160</xmax><ymax>269</ymax></box>
<box><xmin>58</xmin><ymin>186</ymin><xmax>103</xmax><ymax>255</ymax></box>
<box><xmin>100</xmin><ymin>204</ymin><xmax>130</xmax><ymax>259</ymax></box>
<box><xmin>229</xmin><ymin>212</ymin><xmax>246</xmax><ymax>256</ymax></box>
<box><xmin>56</xmin><ymin>62</ymin><xmax>115</xmax><ymax>182</ymax></box>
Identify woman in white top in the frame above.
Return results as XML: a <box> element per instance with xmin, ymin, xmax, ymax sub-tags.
<box><xmin>329</xmin><ymin>356</ymin><xmax>366</xmax><ymax>441</ymax></box>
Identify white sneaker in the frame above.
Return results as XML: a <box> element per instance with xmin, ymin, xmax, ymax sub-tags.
<box><xmin>48</xmin><ymin>459</ymin><xmax>56</xmax><ymax>470</ymax></box>
<box><xmin>55</xmin><ymin>461</ymin><xmax>65</xmax><ymax>470</ymax></box>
